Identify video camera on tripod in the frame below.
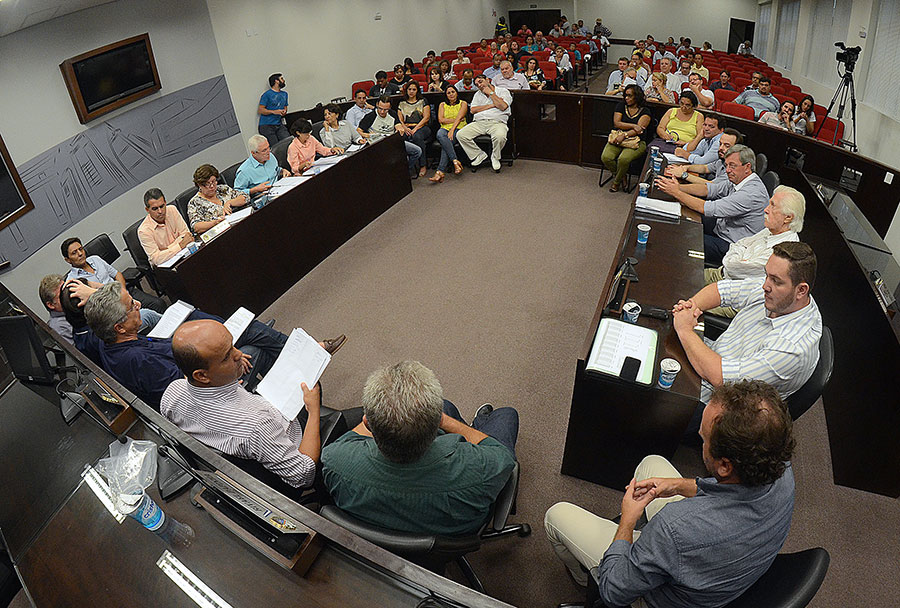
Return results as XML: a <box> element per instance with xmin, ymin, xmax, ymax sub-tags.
<box><xmin>835</xmin><ymin>42</ymin><xmax>861</xmax><ymax>72</ymax></box>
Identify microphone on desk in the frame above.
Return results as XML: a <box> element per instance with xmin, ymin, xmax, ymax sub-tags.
<box><xmin>57</xmin><ymin>377</ymin><xmax>127</xmax><ymax>443</ymax></box>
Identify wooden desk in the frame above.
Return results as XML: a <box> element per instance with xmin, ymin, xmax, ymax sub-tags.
<box><xmin>155</xmin><ymin>135</ymin><xmax>412</xmax><ymax>318</ymax></box>
<box><xmin>561</xmin><ymin>162</ymin><xmax>706</xmax><ymax>489</ymax></box>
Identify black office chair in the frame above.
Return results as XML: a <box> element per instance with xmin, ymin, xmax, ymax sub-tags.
<box><xmin>220</xmin><ymin>161</ymin><xmax>242</xmax><ymax>188</ymax></box>
<box><xmin>562</xmin><ymin>548</ymin><xmax>829</xmax><ymax>608</ymax></box>
<box><xmin>122</xmin><ymin>218</ymin><xmax>163</xmax><ymax>296</ymax></box>
<box><xmin>784</xmin><ymin>326</ymin><xmax>833</xmax><ymax>420</ymax></box>
<box><xmin>756</xmin><ymin>152</ymin><xmax>768</xmax><ymax>178</ymax></box>
<box><xmin>598</xmin><ymin>119</ymin><xmax>658</xmax><ymax>193</ymax></box>
<box><xmin>271</xmin><ymin>135</ymin><xmax>293</xmax><ymax>172</ymax></box>
<box><xmin>311</xmin><ymin>120</ymin><xmax>324</xmax><ymax>143</ymax></box>
<box><xmin>723</xmin><ymin>548</ymin><xmax>830</xmax><ymax>608</ymax></box>
<box><xmin>471</xmin><ymin>115</ymin><xmax>517</xmax><ymax>170</ymax></box>
<box><xmin>320</xmin><ymin>462</ymin><xmax>531</xmax><ymax>593</ymax></box>
<box><xmin>762</xmin><ymin>170</ymin><xmax>781</xmax><ymax>196</ymax></box>
<box><xmin>174</xmin><ymin>187</ymin><xmax>198</xmax><ymax>227</ymax></box>
<box><xmin>82</xmin><ymin>233</ymin><xmax>144</xmax><ymax>293</ymax></box>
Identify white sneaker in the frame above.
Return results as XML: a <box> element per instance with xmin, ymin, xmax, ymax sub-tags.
<box><xmin>471</xmin><ymin>153</ymin><xmax>488</xmax><ymax>167</ymax></box>
<box><xmin>491</xmin><ymin>157</ymin><xmax>501</xmax><ymax>171</ymax></box>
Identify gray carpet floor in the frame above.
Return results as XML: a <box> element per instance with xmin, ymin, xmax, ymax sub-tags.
<box><xmin>261</xmin><ymin>155</ymin><xmax>899</xmax><ymax>607</ymax></box>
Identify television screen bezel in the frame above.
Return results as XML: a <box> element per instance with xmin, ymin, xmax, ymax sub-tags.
<box><xmin>59</xmin><ymin>33</ymin><xmax>161</xmax><ymax>124</ymax></box>
<box><xmin>0</xmin><ymin>133</ymin><xmax>35</xmax><ymax>232</ymax></box>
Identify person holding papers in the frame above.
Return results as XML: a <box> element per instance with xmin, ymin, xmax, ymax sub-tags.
<box><xmin>187</xmin><ymin>164</ymin><xmax>250</xmax><ymax>235</ymax></box>
<box><xmin>162</xmin><ymin>320</ymin><xmax>323</xmax><ymax>490</ymax></box>
<box><xmin>287</xmin><ymin>119</ymin><xmax>342</xmax><ymax>176</ymax></box>
<box><xmin>83</xmin><ymin>282</ymin><xmax>346</xmax><ymax>408</ymax></box>
<box><xmin>137</xmin><ymin>188</ymin><xmax>194</xmax><ymax>266</ymax></box>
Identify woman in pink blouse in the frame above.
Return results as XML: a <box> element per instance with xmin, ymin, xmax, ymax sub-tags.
<box><xmin>287</xmin><ymin>119</ymin><xmax>342</xmax><ymax>175</ymax></box>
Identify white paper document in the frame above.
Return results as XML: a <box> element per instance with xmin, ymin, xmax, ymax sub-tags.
<box><xmin>223</xmin><ymin>307</ymin><xmax>255</xmax><ymax>344</ymax></box>
<box><xmin>256</xmin><ymin>328</ymin><xmax>331</xmax><ymax>420</ymax></box>
<box><xmin>147</xmin><ymin>300</ymin><xmax>196</xmax><ymax>339</ymax></box>
<box><xmin>268</xmin><ymin>175</ymin><xmax>310</xmax><ymax>199</ymax></box>
<box><xmin>345</xmin><ymin>142</ymin><xmax>366</xmax><ymax>153</ymax></box>
<box><xmin>635</xmin><ymin>196</ymin><xmax>682</xmax><ymax>219</ymax></box>
<box><xmin>663</xmin><ymin>153</ymin><xmax>689</xmax><ymax>165</ymax></box>
<box><xmin>225</xmin><ymin>206</ymin><xmax>253</xmax><ymax>225</ymax></box>
<box><xmin>156</xmin><ymin>247</ymin><xmax>191</xmax><ymax>269</ymax></box>
<box><xmin>301</xmin><ymin>154</ymin><xmax>345</xmax><ymax>176</ymax></box>
<box><xmin>586</xmin><ymin>318</ymin><xmax>658</xmax><ymax>385</ymax></box>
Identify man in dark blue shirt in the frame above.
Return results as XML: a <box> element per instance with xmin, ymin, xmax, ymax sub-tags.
<box><xmin>83</xmin><ymin>282</ymin><xmax>345</xmax><ymax>408</ymax></box>
<box><xmin>545</xmin><ymin>379</ymin><xmax>795</xmax><ymax>608</ymax></box>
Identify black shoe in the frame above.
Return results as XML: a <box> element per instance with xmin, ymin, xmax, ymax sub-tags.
<box><xmin>474</xmin><ymin>403</ymin><xmax>494</xmax><ymax>420</ymax></box>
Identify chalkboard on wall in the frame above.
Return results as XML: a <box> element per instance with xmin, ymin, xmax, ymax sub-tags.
<box><xmin>0</xmin><ymin>134</ymin><xmax>34</xmax><ymax>232</ymax></box>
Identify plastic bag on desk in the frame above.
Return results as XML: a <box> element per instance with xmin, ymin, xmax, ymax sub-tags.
<box><xmin>95</xmin><ymin>438</ymin><xmax>158</xmax><ymax>506</ymax></box>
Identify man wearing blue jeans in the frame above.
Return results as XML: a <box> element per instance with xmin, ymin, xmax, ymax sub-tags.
<box><xmin>322</xmin><ymin>360</ymin><xmax>518</xmax><ymax>536</ymax></box>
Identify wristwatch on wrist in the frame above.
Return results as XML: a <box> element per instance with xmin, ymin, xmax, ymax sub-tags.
<box><xmin>681</xmin><ymin>170</ymin><xmax>689</xmax><ymax>180</ymax></box>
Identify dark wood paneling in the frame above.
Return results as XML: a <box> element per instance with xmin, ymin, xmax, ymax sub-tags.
<box><xmin>155</xmin><ymin>136</ymin><xmax>412</xmax><ymax>317</ymax></box>
<box><xmin>510</xmin><ymin>91</ymin><xmax>583</xmax><ymax>163</ymax></box>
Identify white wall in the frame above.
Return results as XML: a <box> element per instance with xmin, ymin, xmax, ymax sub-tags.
<box><xmin>206</xmin><ymin>0</ymin><xmax>504</xmax><ymax>143</ymax></box>
<box><xmin>0</xmin><ymin>0</ymin><xmax>245</xmax><ymax>311</ymax></box>
<box><xmin>756</xmin><ymin>0</ymin><xmax>900</xmax><ymax>259</ymax></box>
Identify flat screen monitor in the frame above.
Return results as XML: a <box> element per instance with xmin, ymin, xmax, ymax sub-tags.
<box><xmin>60</xmin><ymin>33</ymin><xmax>161</xmax><ymax>124</ymax></box>
<box><xmin>0</xmin><ymin>316</ymin><xmax>56</xmax><ymax>384</ymax></box>
<box><xmin>0</xmin><ymin>133</ymin><xmax>36</xmax><ymax>232</ymax></box>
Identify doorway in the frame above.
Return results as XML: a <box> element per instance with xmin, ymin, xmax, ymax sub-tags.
<box><xmin>508</xmin><ymin>9</ymin><xmax>561</xmax><ymax>38</ymax></box>
<box><xmin>728</xmin><ymin>18</ymin><xmax>755</xmax><ymax>53</ymax></box>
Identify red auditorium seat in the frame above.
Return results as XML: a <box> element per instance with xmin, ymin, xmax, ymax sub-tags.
<box><xmin>714</xmin><ymin>89</ymin><xmax>740</xmax><ymax>110</ymax></box>
<box><xmin>722</xmin><ymin>101</ymin><xmax>755</xmax><ymax>121</ymax></box>
<box><xmin>351</xmin><ymin>80</ymin><xmax>375</xmax><ymax>97</ymax></box>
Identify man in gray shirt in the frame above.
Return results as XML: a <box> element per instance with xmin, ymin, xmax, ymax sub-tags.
<box><xmin>655</xmin><ymin>144</ymin><xmax>768</xmax><ymax>265</ymax></box>
<box><xmin>734</xmin><ymin>76</ymin><xmax>780</xmax><ymax>118</ymax></box>
<box><xmin>546</xmin><ymin>379</ymin><xmax>795</xmax><ymax>608</ymax></box>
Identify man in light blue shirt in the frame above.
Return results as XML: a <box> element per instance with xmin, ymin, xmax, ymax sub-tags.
<box><xmin>482</xmin><ymin>53</ymin><xmax>504</xmax><ymax>80</ymax></box>
<box><xmin>345</xmin><ymin>90</ymin><xmax>373</xmax><ymax>130</ymax></box>
<box><xmin>673</xmin><ymin>115</ymin><xmax>723</xmax><ymax>164</ymax></box>
<box><xmin>734</xmin><ymin>77</ymin><xmax>780</xmax><ymax>118</ymax></box>
<box><xmin>606</xmin><ymin>57</ymin><xmax>629</xmax><ymax>92</ymax></box>
<box><xmin>234</xmin><ymin>134</ymin><xmax>290</xmax><ymax>198</ymax></box>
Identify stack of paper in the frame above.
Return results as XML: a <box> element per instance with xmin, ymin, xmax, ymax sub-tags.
<box><xmin>223</xmin><ymin>307</ymin><xmax>255</xmax><ymax>344</ymax></box>
<box><xmin>156</xmin><ymin>247</ymin><xmax>191</xmax><ymax>269</ymax></box>
<box><xmin>663</xmin><ymin>152</ymin><xmax>689</xmax><ymax>165</ymax></box>
<box><xmin>268</xmin><ymin>176</ymin><xmax>311</xmax><ymax>199</ymax></box>
<box><xmin>635</xmin><ymin>196</ymin><xmax>682</xmax><ymax>219</ymax></box>
<box><xmin>586</xmin><ymin>318</ymin><xmax>658</xmax><ymax>385</ymax></box>
<box><xmin>345</xmin><ymin>142</ymin><xmax>366</xmax><ymax>153</ymax></box>
<box><xmin>225</xmin><ymin>206</ymin><xmax>253</xmax><ymax>226</ymax></box>
<box><xmin>256</xmin><ymin>328</ymin><xmax>331</xmax><ymax>420</ymax></box>
<box><xmin>147</xmin><ymin>300</ymin><xmax>196</xmax><ymax>339</ymax></box>
<box><xmin>302</xmin><ymin>154</ymin><xmax>345</xmax><ymax>176</ymax></box>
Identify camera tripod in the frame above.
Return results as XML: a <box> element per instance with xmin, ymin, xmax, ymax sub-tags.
<box><xmin>816</xmin><ymin>65</ymin><xmax>858</xmax><ymax>152</ymax></box>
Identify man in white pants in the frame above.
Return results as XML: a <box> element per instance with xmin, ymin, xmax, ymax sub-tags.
<box><xmin>545</xmin><ymin>379</ymin><xmax>796</xmax><ymax>608</ymax></box>
<box><xmin>456</xmin><ymin>75</ymin><xmax>512</xmax><ymax>173</ymax></box>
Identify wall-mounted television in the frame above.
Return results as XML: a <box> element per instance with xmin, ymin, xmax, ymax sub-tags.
<box><xmin>59</xmin><ymin>33</ymin><xmax>161</xmax><ymax>124</ymax></box>
<box><xmin>0</xmin><ymin>132</ymin><xmax>35</xmax><ymax>233</ymax></box>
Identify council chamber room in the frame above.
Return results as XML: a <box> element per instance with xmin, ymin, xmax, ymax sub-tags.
<box><xmin>0</xmin><ymin>1</ymin><xmax>899</xmax><ymax>607</ymax></box>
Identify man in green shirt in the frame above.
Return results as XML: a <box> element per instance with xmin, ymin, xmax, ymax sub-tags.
<box><xmin>322</xmin><ymin>361</ymin><xmax>518</xmax><ymax>536</ymax></box>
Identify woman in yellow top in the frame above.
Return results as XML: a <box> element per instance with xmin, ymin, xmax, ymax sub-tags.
<box><xmin>656</xmin><ymin>90</ymin><xmax>703</xmax><ymax>147</ymax></box>
<box><xmin>429</xmin><ymin>86</ymin><xmax>468</xmax><ymax>183</ymax></box>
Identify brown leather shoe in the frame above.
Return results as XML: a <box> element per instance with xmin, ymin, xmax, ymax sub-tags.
<box><xmin>321</xmin><ymin>334</ymin><xmax>346</xmax><ymax>355</ymax></box>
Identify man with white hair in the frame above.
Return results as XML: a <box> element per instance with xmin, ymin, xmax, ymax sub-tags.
<box><xmin>456</xmin><ymin>75</ymin><xmax>513</xmax><ymax>173</ymax></box>
<box><xmin>322</xmin><ymin>361</ymin><xmax>519</xmax><ymax>536</ymax></box>
<box><xmin>703</xmin><ymin>186</ymin><xmax>805</xmax><ymax>317</ymax></box>
<box><xmin>492</xmin><ymin>60</ymin><xmax>529</xmax><ymax>90</ymax></box>
<box><xmin>234</xmin><ymin>134</ymin><xmax>290</xmax><ymax>198</ymax></box>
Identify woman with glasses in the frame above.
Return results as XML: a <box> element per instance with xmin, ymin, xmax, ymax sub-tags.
<box><xmin>187</xmin><ymin>164</ymin><xmax>249</xmax><ymax>234</ymax></box>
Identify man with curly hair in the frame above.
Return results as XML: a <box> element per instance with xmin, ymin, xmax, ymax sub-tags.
<box><xmin>545</xmin><ymin>379</ymin><xmax>795</xmax><ymax>608</ymax></box>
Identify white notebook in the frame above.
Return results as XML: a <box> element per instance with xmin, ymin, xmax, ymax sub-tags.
<box><xmin>586</xmin><ymin>318</ymin><xmax>658</xmax><ymax>385</ymax></box>
<box><xmin>255</xmin><ymin>328</ymin><xmax>331</xmax><ymax>420</ymax></box>
<box><xmin>635</xmin><ymin>196</ymin><xmax>682</xmax><ymax>219</ymax></box>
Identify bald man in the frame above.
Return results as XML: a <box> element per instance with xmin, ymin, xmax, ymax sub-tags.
<box><xmin>162</xmin><ymin>320</ymin><xmax>323</xmax><ymax>489</ymax></box>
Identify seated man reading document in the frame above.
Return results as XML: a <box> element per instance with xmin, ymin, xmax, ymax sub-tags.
<box><xmin>137</xmin><ymin>188</ymin><xmax>194</xmax><ymax>267</ymax></box>
<box><xmin>322</xmin><ymin>361</ymin><xmax>518</xmax><ymax>536</ymax></box>
<box><xmin>546</xmin><ymin>379</ymin><xmax>795</xmax><ymax>608</ymax></box>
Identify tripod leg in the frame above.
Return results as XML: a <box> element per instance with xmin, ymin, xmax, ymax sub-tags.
<box><xmin>847</xmin><ymin>75</ymin><xmax>858</xmax><ymax>152</ymax></box>
<box><xmin>816</xmin><ymin>77</ymin><xmax>845</xmax><ymax>139</ymax></box>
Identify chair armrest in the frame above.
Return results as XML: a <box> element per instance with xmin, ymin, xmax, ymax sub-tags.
<box><xmin>121</xmin><ymin>267</ymin><xmax>144</xmax><ymax>286</ymax></box>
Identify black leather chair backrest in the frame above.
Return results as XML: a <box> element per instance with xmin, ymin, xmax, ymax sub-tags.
<box><xmin>82</xmin><ymin>233</ymin><xmax>120</xmax><ymax>266</ymax></box>
<box><xmin>311</xmin><ymin>121</ymin><xmax>324</xmax><ymax>143</ymax></box>
<box><xmin>785</xmin><ymin>326</ymin><xmax>833</xmax><ymax>420</ymax></box>
<box><xmin>762</xmin><ymin>170</ymin><xmax>780</xmax><ymax>196</ymax></box>
<box><xmin>122</xmin><ymin>218</ymin><xmax>151</xmax><ymax>272</ymax></box>
<box><xmin>756</xmin><ymin>152</ymin><xmax>768</xmax><ymax>177</ymax></box>
<box><xmin>723</xmin><ymin>548</ymin><xmax>830</xmax><ymax>608</ymax></box>
<box><xmin>271</xmin><ymin>136</ymin><xmax>293</xmax><ymax>171</ymax></box>
<box><xmin>174</xmin><ymin>187</ymin><xmax>198</xmax><ymax>228</ymax></box>
<box><xmin>220</xmin><ymin>161</ymin><xmax>242</xmax><ymax>188</ymax></box>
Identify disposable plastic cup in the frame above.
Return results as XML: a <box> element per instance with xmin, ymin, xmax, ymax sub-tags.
<box><xmin>638</xmin><ymin>182</ymin><xmax>649</xmax><ymax>196</ymax></box>
<box><xmin>636</xmin><ymin>224</ymin><xmax>651</xmax><ymax>245</ymax></box>
<box><xmin>622</xmin><ymin>302</ymin><xmax>641</xmax><ymax>323</ymax></box>
<box><xmin>658</xmin><ymin>358</ymin><xmax>681</xmax><ymax>389</ymax></box>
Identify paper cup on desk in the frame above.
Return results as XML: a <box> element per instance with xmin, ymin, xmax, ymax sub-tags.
<box><xmin>649</xmin><ymin>145</ymin><xmax>659</xmax><ymax>159</ymax></box>
<box><xmin>622</xmin><ymin>302</ymin><xmax>641</xmax><ymax>323</ymax></box>
<box><xmin>651</xmin><ymin>156</ymin><xmax>663</xmax><ymax>173</ymax></box>
<box><xmin>658</xmin><ymin>358</ymin><xmax>681</xmax><ymax>389</ymax></box>
<box><xmin>636</xmin><ymin>224</ymin><xmax>651</xmax><ymax>245</ymax></box>
<box><xmin>638</xmin><ymin>182</ymin><xmax>649</xmax><ymax>196</ymax></box>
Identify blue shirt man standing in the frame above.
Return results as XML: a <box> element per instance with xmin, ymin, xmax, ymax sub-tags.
<box><xmin>258</xmin><ymin>73</ymin><xmax>289</xmax><ymax>146</ymax></box>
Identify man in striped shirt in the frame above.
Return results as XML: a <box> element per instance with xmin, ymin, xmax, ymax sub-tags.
<box><xmin>161</xmin><ymin>319</ymin><xmax>321</xmax><ymax>489</ymax></box>
<box><xmin>672</xmin><ymin>241</ymin><xmax>822</xmax><ymax>409</ymax></box>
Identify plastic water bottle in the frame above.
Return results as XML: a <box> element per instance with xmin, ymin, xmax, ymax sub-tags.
<box><xmin>121</xmin><ymin>493</ymin><xmax>195</xmax><ymax>547</ymax></box>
